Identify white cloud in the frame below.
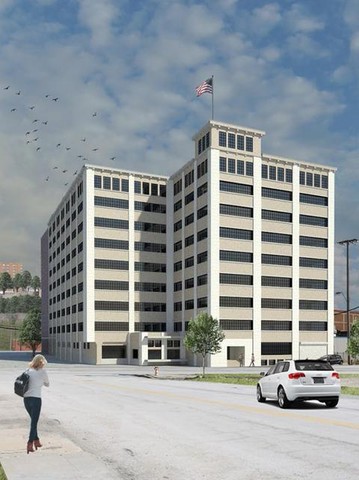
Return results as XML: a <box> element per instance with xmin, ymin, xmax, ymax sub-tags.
<box><xmin>285</xmin><ymin>3</ymin><xmax>324</xmax><ymax>33</ymax></box>
<box><xmin>77</xmin><ymin>0</ymin><xmax>119</xmax><ymax>48</ymax></box>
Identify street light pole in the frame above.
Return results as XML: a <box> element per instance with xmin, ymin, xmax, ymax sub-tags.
<box><xmin>337</xmin><ymin>238</ymin><xmax>358</xmax><ymax>364</ymax></box>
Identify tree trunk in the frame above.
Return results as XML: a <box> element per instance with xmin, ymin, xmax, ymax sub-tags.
<box><xmin>202</xmin><ymin>354</ymin><xmax>206</xmax><ymax>377</ymax></box>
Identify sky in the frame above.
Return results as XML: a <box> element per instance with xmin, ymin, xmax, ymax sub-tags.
<box><xmin>0</xmin><ymin>0</ymin><xmax>359</xmax><ymax>308</ymax></box>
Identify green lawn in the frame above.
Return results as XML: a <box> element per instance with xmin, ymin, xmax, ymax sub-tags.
<box><xmin>186</xmin><ymin>373</ymin><xmax>359</xmax><ymax>395</ymax></box>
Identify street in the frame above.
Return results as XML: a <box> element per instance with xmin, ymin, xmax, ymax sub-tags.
<box><xmin>1</xmin><ymin>354</ymin><xmax>359</xmax><ymax>479</ymax></box>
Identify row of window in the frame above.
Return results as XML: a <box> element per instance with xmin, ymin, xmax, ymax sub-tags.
<box><xmin>220</xmin><ymin>251</ymin><xmax>328</xmax><ymax>268</ymax></box>
<box><xmin>95</xmin><ymin>217</ymin><xmax>167</xmax><ymax>233</ymax></box>
<box><xmin>221</xmin><ymin>203</ymin><xmax>328</xmax><ymax>227</ymax></box>
<box><xmin>49</xmin><ymin>182</ymin><xmax>83</xmax><ymax>236</ymax></box>
<box><xmin>218</xmin><ymin>131</ymin><xmax>253</xmax><ymax>152</ymax></box>
<box><xmin>95</xmin><ymin>281</ymin><xmax>167</xmax><ymax>293</ymax></box>
<box><xmin>220</xmin><ymin>157</ymin><xmax>253</xmax><ymax>177</ymax></box>
<box><xmin>197</xmin><ymin>131</ymin><xmax>211</xmax><ymax>155</ymax></box>
<box><xmin>219</xmin><ymin>320</ymin><xmax>327</xmax><ymax>331</ymax></box>
<box><xmin>94</xmin><ymin>175</ymin><xmax>167</xmax><ymax>197</ymax></box>
<box><xmin>49</xmin><ymin>202</ymin><xmax>83</xmax><ymax>248</ymax></box>
<box><xmin>219</xmin><ymin>274</ymin><xmax>327</xmax><ymax>289</ymax></box>
<box><xmin>262</xmin><ymin>165</ymin><xmax>329</xmax><ymax>190</ymax></box>
<box><xmin>219</xmin><ymin>297</ymin><xmax>327</xmax><ymax>310</ymax></box>
<box><xmin>173</xmin><ymin>160</ymin><xmax>208</xmax><ymax>197</ymax></box>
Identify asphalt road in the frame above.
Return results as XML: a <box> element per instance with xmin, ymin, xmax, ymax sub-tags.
<box><xmin>1</xmin><ymin>353</ymin><xmax>359</xmax><ymax>479</ymax></box>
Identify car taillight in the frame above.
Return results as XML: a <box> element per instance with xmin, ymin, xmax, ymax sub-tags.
<box><xmin>288</xmin><ymin>372</ymin><xmax>305</xmax><ymax>379</ymax></box>
<box><xmin>332</xmin><ymin>372</ymin><xmax>340</xmax><ymax>379</ymax></box>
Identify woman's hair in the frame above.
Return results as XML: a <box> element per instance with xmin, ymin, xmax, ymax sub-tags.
<box><xmin>29</xmin><ymin>354</ymin><xmax>47</xmax><ymax>370</ymax></box>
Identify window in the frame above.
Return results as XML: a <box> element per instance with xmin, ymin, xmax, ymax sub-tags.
<box><xmin>185</xmin><ymin>191</ymin><xmax>194</xmax><ymax>205</ymax></box>
<box><xmin>300</xmin><ymin>236</ymin><xmax>327</xmax><ymax>248</ymax></box>
<box><xmin>300</xmin><ymin>193</ymin><xmax>328</xmax><ymax>206</ymax></box>
<box><xmin>135</xmin><ymin>242</ymin><xmax>166</xmax><ymax>253</ymax></box>
<box><xmin>262</xmin><ymin>165</ymin><xmax>268</xmax><ymax>179</ymax></box>
<box><xmin>228</xmin><ymin>158</ymin><xmax>235</xmax><ymax>173</ymax></box>
<box><xmin>220</xmin><ymin>320</ymin><xmax>252</xmax><ymax>330</ymax></box>
<box><xmin>299</xmin><ymin>300</ymin><xmax>328</xmax><ymax>310</ymax></box>
<box><xmin>95</xmin><ymin>322</ymin><xmax>129</xmax><ymax>331</ymax></box>
<box><xmin>236</xmin><ymin>160</ymin><xmax>244</xmax><ymax>175</ymax></box>
<box><xmin>135</xmin><ymin>262</ymin><xmax>166</xmax><ymax>272</ymax></box>
<box><xmin>197</xmin><ymin>228</ymin><xmax>208</xmax><ymax>242</ymax></box>
<box><xmin>197</xmin><ymin>297</ymin><xmax>208</xmax><ymax>308</ymax></box>
<box><xmin>185</xmin><ymin>278</ymin><xmax>194</xmax><ymax>289</ymax></box>
<box><xmin>306</xmin><ymin>172</ymin><xmax>313</xmax><ymax>186</ymax></box>
<box><xmin>135</xmin><ymin>201</ymin><xmax>166</xmax><ymax>213</ymax></box>
<box><xmin>134</xmin><ymin>181</ymin><xmax>141</xmax><ymax>194</ymax></box>
<box><xmin>300</xmin><ymin>278</ymin><xmax>327</xmax><ymax>289</ymax></box>
<box><xmin>220</xmin><ymin>297</ymin><xmax>253</xmax><ymax>308</ymax></box>
<box><xmin>237</xmin><ymin>135</ymin><xmax>244</xmax><ymax>150</ymax></box>
<box><xmin>262</xmin><ymin>232</ymin><xmax>292</xmax><ymax>244</ymax></box>
<box><xmin>174</xmin><ymin>240</ymin><xmax>182</xmax><ymax>252</ymax></box>
<box><xmin>197</xmin><ymin>205</ymin><xmax>208</xmax><ymax>219</ymax></box>
<box><xmin>262</xmin><ymin>210</ymin><xmax>292</xmax><ymax>223</ymax></box>
<box><xmin>220</xmin><ymin>157</ymin><xmax>227</xmax><ymax>172</ymax></box>
<box><xmin>246</xmin><ymin>162</ymin><xmax>253</xmax><ymax>177</ymax></box>
<box><xmin>299</xmin><ymin>321</ymin><xmax>327</xmax><ymax>331</ymax></box>
<box><xmin>277</xmin><ymin>167</ymin><xmax>284</xmax><ymax>182</ymax></box>
<box><xmin>197</xmin><ymin>274</ymin><xmax>208</xmax><ymax>286</ymax></box>
<box><xmin>135</xmin><ymin>222</ymin><xmax>166</xmax><ymax>233</ymax></box>
<box><xmin>314</xmin><ymin>174</ymin><xmax>321</xmax><ymax>188</ymax></box>
<box><xmin>94</xmin><ymin>175</ymin><xmax>102</xmax><ymax>188</ymax></box>
<box><xmin>261</xmin><ymin>343</ymin><xmax>292</xmax><ymax>355</ymax></box>
<box><xmin>95</xmin><ymin>259</ymin><xmax>129</xmax><ymax>270</ymax></box>
<box><xmin>135</xmin><ymin>303</ymin><xmax>166</xmax><ymax>312</ymax></box>
<box><xmin>95</xmin><ymin>217</ymin><xmax>129</xmax><ymax>229</ymax></box>
<box><xmin>174</xmin><ymin>302</ymin><xmax>182</xmax><ymax>311</ymax></box>
<box><xmin>220</xmin><ymin>227</ymin><xmax>253</xmax><ymax>240</ymax></box>
<box><xmin>300</xmin><ymin>215</ymin><xmax>328</xmax><ymax>227</ymax></box>
<box><xmin>185</xmin><ymin>234</ymin><xmax>194</xmax><ymax>247</ymax></box>
<box><xmin>300</xmin><ymin>171</ymin><xmax>306</xmax><ymax>185</ymax></box>
<box><xmin>246</xmin><ymin>137</ymin><xmax>253</xmax><ymax>152</ymax></box>
<box><xmin>174</xmin><ymin>199</ymin><xmax>182</xmax><ymax>212</ymax></box>
<box><xmin>95</xmin><ymin>301</ymin><xmax>129</xmax><ymax>311</ymax></box>
<box><xmin>122</xmin><ymin>179</ymin><xmax>129</xmax><ymax>192</ymax></box>
<box><xmin>262</xmin><ymin>254</ymin><xmax>292</xmax><ymax>266</ymax></box>
<box><xmin>142</xmin><ymin>182</ymin><xmax>150</xmax><ymax>195</ymax></box>
<box><xmin>185</xmin><ymin>170</ymin><xmax>194</xmax><ymax>187</ymax></box>
<box><xmin>185</xmin><ymin>213</ymin><xmax>194</xmax><ymax>226</ymax></box>
<box><xmin>185</xmin><ymin>299</ymin><xmax>194</xmax><ymax>310</ymax></box>
<box><xmin>262</xmin><ymin>187</ymin><xmax>292</xmax><ymax>201</ymax></box>
<box><xmin>95</xmin><ymin>238</ymin><xmax>128</xmax><ymax>250</ymax></box>
<box><xmin>300</xmin><ymin>257</ymin><xmax>328</xmax><ymax>269</ymax></box>
<box><xmin>269</xmin><ymin>166</ymin><xmax>276</xmax><ymax>180</ymax></box>
<box><xmin>185</xmin><ymin>256</ymin><xmax>194</xmax><ymax>268</ymax></box>
<box><xmin>220</xmin><ymin>181</ymin><xmax>252</xmax><ymax>195</ymax></box>
<box><xmin>220</xmin><ymin>273</ymin><xmax>252</xmax><ymax>285</ymax></box>
<box><xmin>95</xmin><ymin>280</ymin><xmax>129</xmax><ymax>290</ymax></box>
<box><xmin>262</xmin><ymin>321</ymin><xmax>292</xmax><ymax>330</ymax></box>
<box><xmin>151</xmin><ymin>183</ymin><xmax>158</xmax><ymax>196</ymax></box>
<box><xmin>220</xmin><ymin>250</ymin><xmax>252</xmax><ymax>263</ymax></box>
<box><xmin>321</xmin><ymin>175</ymin><xmax>328</xmax><ymax>189</ymax></box>
<box><xmin>197</xmin><ymin>182</ymin><xmax>208</xmax><ymax>198</ymax></box>
<box><xmin>197</xmin><ymin>159</ymin><xmax>208</xmax><ymax>179</ymax></box>
<box><xmin>285</xmin><ymin>169</ymin><xmax>292</xmax><ymax>183</ymax></box>
<box><xmin>228</xmin><ymin>133</ymin><xmax>235</xmax><ymax>149</ymax></box>
<box><xmin>174</xmin><ymin>281</ymin><xmax>182</xmax><ymax>291</ymax></box>
<box><xmin>103</xmin><ymin>176</ymin><xmax>111</xmax><ymax>189</ymax></box>
<box><xmin>219</xmin><ymin>131</ymin><xmax>226</xmax><ymax>147</ymax></box>
<box><xmin>261</xmin><ymin>276</ymin><xmax>292</xmax><ymax>287</ymax></box>
<box><xmin>102</xmin><ymin>345</ymin><xmax>126</xmax><ymax>359</ymax></box>
<box><xmin>262</xmin><ymin>299</ymin><xmax>292</xmax><ymax>309</ymax></box>
<box><xmin>220</xmin><ymin>204</ymin><xmax>253</xmax><ymax>218</ymax></box>
<box><xmin>174</xmin><ymin>261</ymin><xmax>182</xmax><ymax>272</ymax></box>
<box><xmin>174</xmin><ymin>220</ymin><xmax>182</xmax><ymax>232</ymax></box>
<box><xmin>197</xmin><ymin>251</ymin><xmax>208</xmax><ymax>264</ymax></box>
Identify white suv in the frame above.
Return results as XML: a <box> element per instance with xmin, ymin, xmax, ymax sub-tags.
<box><xmin>257</xmin><ymin>359</ymin><xmax>341</xmax><ymax>408</ymax></box>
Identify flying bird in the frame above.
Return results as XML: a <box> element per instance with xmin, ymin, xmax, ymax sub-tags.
<box><xmin>73</xmin><ymin>170</ymin><xmax>78</xmax><ymax>175</ymax></box>
<box><xmin>66</xmin><ymin>147</ymin><xmax>71</xmax><ymax>150</ymax></box>
<box><xmin>62</xmin><ymin>170</ymin><xmax>68</xmax><ymax>173</ymax></box>
<box><xmin>81</xmin><ymin>138</ymin><xmax>86</xmax><ymax>142</ymax></box>
<box><xmin>45</xmin><ymin>94</ymin><xmax>50</xmax><ymax>98</ymax></box>
<box><xmin>10</xmin><ymin>108</ymin><xmax>16</xmax><ymax>112</ymax></box>
<box><xmin>52</xmin><ymin>97</ymin><xmax>59</xmax><ymax>101</ymax></box>
<box><xmin>110</xmin><ymin>157</ymin><xmax>116</xmax><ymax>161</ymax></box>
<box><xmin>36</xmin><ymin>147</ymin><xmax>41</xmax><ymax>151</ymax></box>
<box><xmin>77</xmin><ymin>155</ymin><xmax>83</xmax><ymax>158</ymax></box>
<box><xmin>32</xmin><ymin>129</ymin><xmax>38</xmax><ymax>132</ymax></box>
<box><xmin>92</xmin><ymin>148</ymin><xmax>99</xmax><ymax>151</ymax></box>
<box><xmin>33</xmin><ymin>137</ymin><xmax>39</xmax><ymax>141</ymax></box>
<box><xmin>53</xmin><ymin>166</ymin><xmax>58</xmax><ymax>169</ymax></box>
<box><xmin>56</xmin><ymin>143</ymin><xmax>61</xmax><ymax>147</ymax></box>
<box><xmin>25</xmin><ymin>131</ymin><xmax>30</xmax><ymax>135</ymax></box>
<box><xmin>3</xmin><ymin>86</ymin><xmax>10</xmax><ymax>90</ymax></box>
<box><xmin>45</xmin><ymin>176</ymin><xmax>49</xmax><ymax>181</ymax></box>
<box><xmin>64</xmin><ymin>183</ymin><xmax>68</xmax><ymax>186</ymax></box>
<box><xmin>29</xmin><ymin>106</ymin><xmax>35</xmax><ymax>110</ymax></box>
<box><xmin>42</xmin><ymin>121</ymin><xmax>48</xmax><ymax>125</ymax></box>
<box><xmin>32</xmin><ymin>119</ymin><xmax>38</xmax><ymax>123</ymax></box>
<box><xmin>26</xmin><ymin>140</ymin><xmax>30</xmax><ymax>144</ymax></box>
<box><xmin>16</xmin><ymin>90</ymin><xmax>20</xmax><ymax>95</ymax></box>
<box><xmin>92</xmin><ymin>112</ymin><xmax>97</xmax><ymax>117</ymax></box>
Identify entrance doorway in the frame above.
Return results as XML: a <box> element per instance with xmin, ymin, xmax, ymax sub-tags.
<box><xmin>227</xmin><ymin>346</ymin><xmax>245</xmax><ymax>367</ymax></box>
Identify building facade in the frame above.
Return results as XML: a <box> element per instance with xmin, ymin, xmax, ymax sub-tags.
<box><xmin>0</xmin><ymin>262</ymin><xmax>23</xmax><ymax>277</ymax></box>
<box><xmin>41</xmin><ymin>120</ymin><xmax>335</xmax><ymax>366</ymax></box>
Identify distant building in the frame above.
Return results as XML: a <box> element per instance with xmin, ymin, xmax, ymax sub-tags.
<box><xmin>0</xmin><ymin>262</ymin><xmax>23</xmax><ymax>277</ymax></box>
<box><xmin>334</xmin><ymin>309</ymin><xmax>359</xmax><ymax>336</ymax></box>
<box><xmin>41</xmin><ymin>120</ymin><xmax>335</xmax><ymax>366</ymax></box>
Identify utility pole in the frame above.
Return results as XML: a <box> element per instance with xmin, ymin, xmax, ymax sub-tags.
<box><xmin>337</xmin><ymin>239</ymin><xmax>358</xmax><ymax>364</ymax></box>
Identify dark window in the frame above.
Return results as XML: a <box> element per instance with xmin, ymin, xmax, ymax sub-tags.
<box><xmin>197</xmin><ymin>274</ymin><xmax>208</xmax><ymax>286</ymax></box>
<box><xmin>95</xmin><ymin>259</ymin><xmax>129</xmax><ymax>270</ymax></box>
<box><xmin>228</xmin><ymin>133</ymin><xmax>236</xmax><ymax>149</ymax></box>
<box><xmin>219</xmin><ymin>131</ymin><xmax>226</xmax><ymax>147</ymax></box>
<box><xmin>122</xmin><ymin>179</ymin><xmax>129</xmax><ymax>192</ymax></box>
<box><xmin>261</xmin><ymin>343</ymin><xmax>292</xmax><ymax>355</ymax></box>
<box><xmin>220</xmin><ymin>227</ymin><xmax>253</xmax><ymax>240</ymax></box>
<box><xmin>262</xmin><ymin>321</ymin><xmax>292</xmax><ymax>330</ymax></box>
<box><xmin>135</xmin><ymin>242</ymin><xmax>166</xmax><ymax>253</ymax></box>
<box><xmin>286</xmin><ymin>169</ymin><xmax>292</xmax><ymax>183</ymax></box>
<box><xmin>299</xmin><ymin>321</ymin><xmax>327</xmax><ymax>331</ymax></box>
<box><xmin>300</xmin><ymin>215</ymin><xmax>328</xmax><ymax>227</ymax></box>
<box><xmin>95</xmin><ymin>322</ymin><xmax>129</xmax><ymax>331</ymax></box>
<box><xmin>103</xmin><ymin>176</ymin><xmax>111</xmax><ymax>189</ymax></box>
<box><xmin>102</xmin><ymin>345</ymin><xmax>126</xmax><ymax>359</ymax></box>
<box><xmin>262</xmin><ymin>187</ymin><xmax>292</xmax><ymax>201</ymax></box>
<box><xmin>112</xmin><ymin>178</ymin><xmax>120</xmax><ymax>191</ymax></box>
<box><xmin>262</xmin><ymin>210</ymin><xmax>292</xmax><ymax>223</ymax></box>
<box><xmin>228</xmin><ymin>158</ymin><xmax>235</xmax><ymax>173</ymax></box>
<box><xmin>220</xmin><ymin>250</ymin><xmax>253</xmax><ymax>263</ymax></box>
<box><xmin>237</xmin><ymin>135</ymin><xmax>244</xmax><ymax>150</ymax></box>
<box><xmin>300</xmin><ymin>257</ymin><xmax>328</xmax><ymax>269</ymax></box>
<box><xmin>197</xmin><ymin>228</ymin><xmax>208</xmax><ymax>242</ymax></box>
<box><xmin>95</xmin><ymin>280</ymin><xmax>129</xmax><ymax>290</ymax></box>
<box><xmin>95</xmin><ymin>238</ymin><xmax>129</xmax><ymax>250</ymax></box>
<box><xmin>135</xmin><ymin>222</ymin><xmax>166</xmax><ymax>233</ymax></box>
<box><xmin>262</xmin><ymin>164</ymin><xmax>268</xmax><ymax>179</ymax></box>
<box><xmin>220</xmin><ymin>273</ymin><xmax>253</xmax><ymax>285</ymax></box>
<box><xmin>95</xmin><ymin>217</ymin><xmax>129</xmax><ymax>229</ymax></box>
<box><xmin>220</xmin><ymin>320</ymin><xmax>252</xmax><ymax>330</ymax></box>
<box><xmin>262</xmin><ymin>254</ymin><xmax>292</xmax><ymax>266</ymax></box>
<box><xmin>261</xmin><ymin>276</ymin><xmax>292</xmax><ymax>287</ymax></box>
<box><xmin>220</xmin><ymin>297</ymin><xmax>253</xmax><ymax>308</ymax></box>
<box><xmin>300</xmin><ymin>193</ymin><xmax>328</xmax><ymax>206</ymax></box>
<box><xmin>262</xmin><ymin>299</ymin><xmax>292</xmax><ymax>309</ymax></box>
<box><xmin>94</xmin><ymin>175</ymin><xmax>102</xmax><ymax>188</ymax></box>
<box><xmin>95</xmin><ymin>301</ymin><xmax>129</xmax><ymax>310</ymax></box>
<box><xmin>185</xmin><ymin>256</ymin><xmax>194</xmax><ymax>268</ymax></box>
<box><xmin>246</xmin><ymin>162</ymin><xmax>253</xmax><ymax>177</ymax></box>
<box><xmin>197</xmin><ymin>205</ymin><xmax>208</xmax><ymax>219</ymax></box>
<box><xmin>135</xmin><ymin>262</ymin><xmax>166</xmax><ymax>273</ymax></box>
<box><xmin>220</xmin><ymin>157</ymin><xmax>226</xmax><ymax>172</ymax></box>
<box><xmin>300</xmin><ymin>278</ymin><xmax>327</xmax><ymax>289</ymax></box>
<box><xmin>246</xmin><ymin>137</ymin><xmax>253</xmax><ymax>152</ymax></box>
<box><xmin>220</xmin><ymin>180</ymin><xmax>253</xmax><ymax>195</ymax></box>
<box><xmin>220</xmin><ymin>204</ymin><xmax>253</xmax><ymax>218</ymax></box>
<box><xmin>185</xmin><ymin>235</ymin><xmax>194</xmax><ymax>247</ymax></box>
<box><xmin>262</xmin><ymin>232</ymin><xmax>292</xmax><ymax>244</ymax></box>
<box><xmin>299</xmin><ymin>300</ymin><xmax>328</xmax><ymax>310</ymax></box>
<box><xmin>321</xmin><ymin>175</ymin><xmax>328</xmax><ymax>189</ymax></box>
<box><xmin>300</xmin><ymin>236</ymin><xmax>328</xmax><ymax>248</ymax></box>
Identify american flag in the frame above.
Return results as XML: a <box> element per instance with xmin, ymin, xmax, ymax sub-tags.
<box><xmin>195</xmin><ymin>77</ymin><xmax>213</xmax><ymax>97</ymax></box>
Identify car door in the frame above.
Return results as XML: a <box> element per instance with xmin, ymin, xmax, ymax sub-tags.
<box><xmin>260</xmin><ymin>364</ymin><xmax>277</xmax><ymax>397</ymax></box>
<box><xmin>267</xmin><ymin>362</ymin><xmax>286</xmax><ymax>397</ymax></box>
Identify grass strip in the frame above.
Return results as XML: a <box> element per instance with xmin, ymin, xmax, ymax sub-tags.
<box><xmin>186</xmin><ymin>373</ymin><xmax>359</xmax><ymax>395</ymax></box>
<box><xmin>0</xmin><ymin>463</ymin><xmax>8</xmax><ymax>480</ymax></box>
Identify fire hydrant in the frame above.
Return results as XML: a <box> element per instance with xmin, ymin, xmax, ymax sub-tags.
<box><xmin>154</xmin><ymin>366</ymin><xmax>159</xmax><ymax>377</ymax></box>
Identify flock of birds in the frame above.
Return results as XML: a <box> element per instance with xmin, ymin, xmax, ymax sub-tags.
<box><xmin>1</xmin><ymin>83</ymin><xmax>119</xmax><ymax>186</ymax></box>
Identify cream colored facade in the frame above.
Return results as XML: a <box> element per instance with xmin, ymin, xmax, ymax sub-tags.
<box><xmin>42</xmin><ymin>120</ymin><xmax>335</xmax><ymax>366</ymax></box>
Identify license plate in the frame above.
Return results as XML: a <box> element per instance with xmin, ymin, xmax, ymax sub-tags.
<box><xmin>313</xmin><ymin>377</ymin><xmax>324</xmax><ymax>384</ymax></box>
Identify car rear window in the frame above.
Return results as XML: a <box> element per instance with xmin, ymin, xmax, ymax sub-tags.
<box><xmin>295</xmin><ymin>360</ymin><xmax>334</xmax><ymax>371</ymax></box>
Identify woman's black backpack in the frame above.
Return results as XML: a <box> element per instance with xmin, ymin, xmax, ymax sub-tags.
<box><xmin>14</xmin><ymin>370</ymin><xmax>30</xmax><ymax>397</ymax></box>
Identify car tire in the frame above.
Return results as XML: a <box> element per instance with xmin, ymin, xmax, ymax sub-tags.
<box><xmin>325</xmin><ymin>399</ymin><xmax>339</xmax><ymax>408</ymax></box>
<box><xmin>256</xmin><ymin>384</ymin><xmax>266</xmax><ymax>403</ymax></box>
<box><xmin>278</xmin><ymin>386</ymin><xmax>290</xmax><ymax>409</ymax></box>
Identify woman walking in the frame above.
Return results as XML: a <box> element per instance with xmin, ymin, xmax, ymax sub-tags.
<box><xmin>23</xmin><ymin>354</ymin><xmax>49</xmax><ymax>454</ymax></box>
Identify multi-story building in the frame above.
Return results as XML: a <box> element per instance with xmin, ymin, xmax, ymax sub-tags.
<box><xmin>41</xmin><ymin>120</ymin><xmax>335</xmax><ymax>366</ymax></box>
<box><xmin>0</xmin><ymin>262</ymin><xmax>23</xmax><ymax>277</ymax></box>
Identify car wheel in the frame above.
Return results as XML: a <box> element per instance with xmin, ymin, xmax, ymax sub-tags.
<box><xmin>256</xmin><ymin>384</ymin><xmax>266</xmax><ymax>403</ymax></box>
<box><xmin>325</xmin><ymin>399</ymin><xmax>339</xmax><ymax>408</ymax></box>
<box><xmin>278</xmin><ymin>386</ymin><xmax>290</xmax><ymax>409</ymax></box>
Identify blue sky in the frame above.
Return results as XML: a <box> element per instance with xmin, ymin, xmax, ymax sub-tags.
<box><xmin>0</xmin><ymin>0</ymin><xmax>358</xmax><ymax>308</ymax></box>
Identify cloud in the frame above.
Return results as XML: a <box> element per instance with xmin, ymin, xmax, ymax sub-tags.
<box><xmin>77</xmin><ymin>0</ymin><xmax>119</xmax><ymax>48</ymax></box>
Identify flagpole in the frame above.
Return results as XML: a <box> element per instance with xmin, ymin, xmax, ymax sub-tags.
<box><xmin>211</xmin><ymin>75</ymin><xmax>214</xmax><ymax>120</ymax></box>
